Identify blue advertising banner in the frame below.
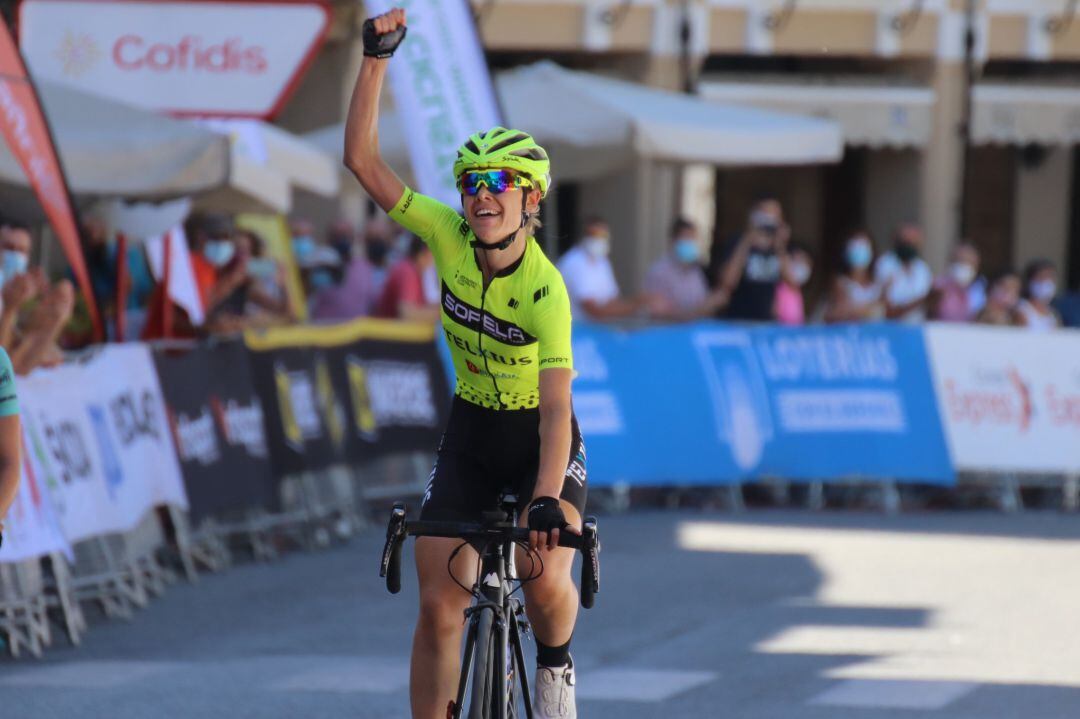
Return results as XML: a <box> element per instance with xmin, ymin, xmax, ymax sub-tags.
<box><xmin>570</xmin><ymin>322</ymin><xmax>954</xmax><ymax>487</ymax></box>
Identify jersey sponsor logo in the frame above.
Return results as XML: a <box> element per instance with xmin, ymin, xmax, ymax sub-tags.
<box><xmin>539</xmin><ymin>357</ymin><xmax>569</xmax><ymax>366</ymax></box>
<box><xmin>533</xmin><ymin>285</ymin><xmax>549</xmax><ymax>303</ymax></box>
<box><xmin>454</xmin><ymin>272</ymin><xmax>479</xmax><ymax>290</ymax></box>
<box><xmin>399</xmin><ymin>190</ymin><xmax>415</xmax><ymax>214</ymax></box>
<box><xmin>507</xmin><ymin>298</ymin><xmax>519</xmax><ymax>309</ymax></box>
<box><xmin>441</xmin><ymin>282</ymin><xmax>537</xmax><ymax>346</ymax></box>
<box><xmin>443</xmin><ymin>328</ymin><xmax>533</xmax><ymax>367</ymax></box>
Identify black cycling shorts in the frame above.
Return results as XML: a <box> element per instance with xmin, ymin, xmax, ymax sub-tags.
<box><xmin>420</xmin><ymin>396</ymin><xmax>587</xmax><ymax>524</ymax></box>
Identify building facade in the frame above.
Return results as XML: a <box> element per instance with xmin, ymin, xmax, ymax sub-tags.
<box><xmin>284</xmin><ymin>0</ymin><xmax>1080</xmax><ymax>296</ymax></box>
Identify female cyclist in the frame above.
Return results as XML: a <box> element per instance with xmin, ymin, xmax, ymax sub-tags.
<box><xmin>344</xmin><ymin>9</ymin><xmax>585</xmax><ymax>719</ymax></box>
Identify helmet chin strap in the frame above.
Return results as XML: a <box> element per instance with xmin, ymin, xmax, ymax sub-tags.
<box><xmin>468</xmin><ymin>199</ymin><xmax>532</xmax><ymax>252</ymax></box>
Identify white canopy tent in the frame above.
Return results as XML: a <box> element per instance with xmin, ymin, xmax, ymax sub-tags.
<box><xmin>306</xmin><ymin>60</ymin><xmax>843</xmax><ymax>181</ymax></box>
<box><xmin>0</xmin><ymin>81</ymin><xmax>338</xmax><ymax>219</ymax></box>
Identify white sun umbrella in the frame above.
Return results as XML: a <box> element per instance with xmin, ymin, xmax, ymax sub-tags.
<box><xmin>306</xmin><ymin>61</ymin><xmax>842</xmax><ymax>187</ymax></box>
<box><xmin>0</xmin><ymin>80</ymin><xmax>297</xmax><ymax>215</ymax></box>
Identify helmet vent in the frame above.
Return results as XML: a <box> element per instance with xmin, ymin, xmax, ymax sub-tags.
<box><xmin>486</xmin><ymin>133</ymin><xmax>530</xmax><ymax>153</ymax></box>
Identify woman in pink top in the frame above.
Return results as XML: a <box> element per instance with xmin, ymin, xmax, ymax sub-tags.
<box><xmin>774</xmin><ymin>241</ymin><xmax>813</xmax><ymax>325</ymax></box>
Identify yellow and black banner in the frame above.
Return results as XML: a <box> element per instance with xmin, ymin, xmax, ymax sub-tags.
<box><xmin>244</xmin><ymin>319</ymin><xmax>451</xmax><ymax>477</ymax></box>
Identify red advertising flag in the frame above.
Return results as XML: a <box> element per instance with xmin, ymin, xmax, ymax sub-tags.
<box><xmin>0</xmin><ymin>16</ymin><xmax>102</xmax><ymax>340</ymax></box>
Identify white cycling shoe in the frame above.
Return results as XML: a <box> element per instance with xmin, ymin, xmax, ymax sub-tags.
<box><xmin>533</xmin><ymin>655</ymin><xmax>576</xmax><ymax>718</ymax></box>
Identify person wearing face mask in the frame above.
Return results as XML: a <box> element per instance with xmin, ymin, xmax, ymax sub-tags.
<box><xmin>774</xmin><ymin>241</ymin><xmax>813</xmax><ymax>325</ymax></box>
<box><xmin>0</xmin><ymin>222</ymin><xmax>31</xmax><ymax>289</ymax></box>
<box><xmin>557</xmin><ymin>217</ymin><xmax>643</xmax><ymax>320</ymax></box>
<box><xmin>1016</xmin><ymin>259</ymin><xmax>1062</xmax><ymax>331</ymax></box>
<box><xmin>289</xmin><ymin>218</ymin><xmax>318</xmax><ymax>268</ymax></box>
<box><xmin>644</xmin><ymin>218</ymin><xmax>728</xmax><ymax>320</ymax></box>
<box><xmin>976</xmin><ymin>270</ymin><xmax>1022</xmax><ymax>326</ymax></box>
<box><xmin>718</xmin><ymin>195</ymin><xmax>790</xmax><ymax>321</ymax></box>
<box><xmin>824</xmin><ymin>230</ymin><xmax>884</xmax><ymax>323</ymax></box>
<box><xmin>873</xmin><ymin>223</ymin><xmax>933</xmax><ymax>322</ymax></box>
<box><xmin>929</xmin><ymin>242</ymin><xmax>980</xmax><ymax>322</ymax></box>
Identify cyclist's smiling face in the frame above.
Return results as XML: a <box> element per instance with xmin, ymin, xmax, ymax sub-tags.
<box><xmin>463</xmin><ymin>183</ymin><xmax>541</xmax><ymax>243</ymax></box>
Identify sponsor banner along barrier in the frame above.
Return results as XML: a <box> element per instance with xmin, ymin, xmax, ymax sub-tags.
<box><xmin>2</xmin><ymin>321</ymin><xmax>452</xmax><ymax>563</ymax></box>
<box><xmin>1</xmin><ymin>345</ymin><xmax>187</xmax><ymax>563</ymax></box>
<box><xmin>571</xmin><ymin>321</ymin><xmax>954</xmax><ymax>486</ymax></box>
<box><xmin>244</xmin><ymin>319</ymin><xmax>451</xmax><ymax>478</ymax></box>
<box><xmin>925</xmin><ymin>324</ymin><xmax>1080</xmax><ymax>473</ymax></box>
<box><xmin>153</xmin><ymin>339</ymin><xmax>276</xmax><ymax>524</ymax></box>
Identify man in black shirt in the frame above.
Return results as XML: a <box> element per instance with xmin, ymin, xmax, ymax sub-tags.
<box><xmin>717</xmin><ymin>195</ymin><xmax>789</xmax><ymax>321</ymax></box>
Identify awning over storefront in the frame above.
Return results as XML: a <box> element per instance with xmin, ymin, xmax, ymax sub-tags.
<box><xmin>0</xmin><ymin>80</ymin><xmax>230</xmax><ymax>199</ymax></box>
<box><xmin>972</xmin><ymin>84</ymin><xmax>1080</xmax><ymax>146</ymax></box>
<box><xmin>0</xmin><ymin>81</ymin><xmax>338</xmax><ymax>218</ymax></box>
<box><xmin>698</xmin><ymin>80</ymin><xmax>934</xmax><ymax>149</ymax></box>
<box><xmin>308</xmin><ymin>61</ymin><xmax>843</xmax><ymax>181</ymax></box>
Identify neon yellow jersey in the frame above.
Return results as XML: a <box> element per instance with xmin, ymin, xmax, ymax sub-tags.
<box><xmin>389</xmin><ymin>187</ymin><xmax>573</xmax><ymax>410</ymax></box>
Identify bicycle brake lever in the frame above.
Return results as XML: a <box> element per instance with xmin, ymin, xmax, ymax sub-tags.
<box><xmin>380</xmin><ymin>504</ymin><xmax>407</xmax><ymax>592</ymax></box>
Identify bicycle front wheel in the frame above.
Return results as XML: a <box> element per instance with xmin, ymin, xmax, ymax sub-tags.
<box><xmin>468</xmin><ymin>608</ymin><xmax>496</xmax><ymax>719</ymax></box>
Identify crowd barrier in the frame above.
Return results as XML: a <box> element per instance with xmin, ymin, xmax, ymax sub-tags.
<box><xmin>571</xmin><ymin>320</ymin><xmax>1079</xmax><ymax>488</ymax></box>
<box><xmin>1</xmin><ymin>318</ymin><xmax>1078</xmax><ymax>657</ymax></box>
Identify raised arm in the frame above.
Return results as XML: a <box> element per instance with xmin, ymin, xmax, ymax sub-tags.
<box><xmin>344</xmin><ymin>9</ymin><xmax>408</xmax><ymax>213</ymax></box>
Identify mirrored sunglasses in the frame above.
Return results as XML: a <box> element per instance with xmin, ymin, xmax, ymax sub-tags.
<box><xmin>456</xmin><ymin>169</ymin><xmax>532</xmax><ymax>196</ymax></box>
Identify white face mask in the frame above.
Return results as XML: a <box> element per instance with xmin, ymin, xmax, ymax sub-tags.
<box><xmin>788</xmin><ymin>262</ymin><xmax>811</xmax><ymax>286</ymax></box>
<box><xmin>583</xmin><ymin>235</ymin><xmax>610</xmax><ymax>259</ymax></box>
<box><xmin>1030</xmin><ymin>279</ymin><xmax>1057</xmax><ymax>302</ymax></box>
<box><xmin>950</xmin><ymin>262</ymin><xmax>976</xmax><ymax>287</ymax></box>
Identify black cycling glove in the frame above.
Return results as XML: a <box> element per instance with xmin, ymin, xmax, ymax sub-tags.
<box><xmin>527</xmin><ymin>496</ymin><xmax>568</xmax><ymax>534</ymax></box>
<box><xmin>362</xmin><ymin>19</ymin><xmax>407</xmax><ymax>59</ymax></box>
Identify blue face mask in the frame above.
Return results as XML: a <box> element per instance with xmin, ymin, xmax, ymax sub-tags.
<box><xmin>674</xmin><ymin>237</ymin><xmax>700</xmax><ymax>264</ymax></box>
<box><xmin>310</xmin><ymin>270</ymin><xmax>335</xmax><ymax>290</ymax></box>
<box><xmin>203</xmin><ymin>240</ymin><xmax>235</xmax><ymax>268</ymax></box>
<box><xmin>1</xmin><ymin>250</ymin><xmax>28</xmax><ymax>282</ymax></box>
<box><xmin>846</xmin><ymin>240</ymin><xmax>872</xmax><ymax>270</ymax></box>
<box><xmin>292</xmin><ymin>235</ymin><xmax>316</xmax><ymax>263</ymax></box>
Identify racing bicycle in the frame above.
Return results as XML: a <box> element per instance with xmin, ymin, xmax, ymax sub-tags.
<box><xmin>380</xmin><ymin>493</ymin><xmax>600</xmax><ymax>719</ymax></box>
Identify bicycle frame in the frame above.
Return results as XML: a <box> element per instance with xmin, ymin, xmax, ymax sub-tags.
<box><xmin>380</xmin><ymin>494</ymin><xmax>598</xmax><ymax>719</ymax></box>
<box><xmin>450</xmin><ymin>495</ymin><xmax>531</xmax><ymax>719</ymax></box>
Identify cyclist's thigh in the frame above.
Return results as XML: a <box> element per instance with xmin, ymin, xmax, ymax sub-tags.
<box><xmin>416</xmin><ymin>536</ymin><xmax>478</xmax><ymax>619</ymax></box>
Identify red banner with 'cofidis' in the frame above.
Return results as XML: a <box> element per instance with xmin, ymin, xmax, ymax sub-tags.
<box><xmin>0</xmin><ymin>16</ymin><xmax>101</xmax><ymax>340</ymax></box>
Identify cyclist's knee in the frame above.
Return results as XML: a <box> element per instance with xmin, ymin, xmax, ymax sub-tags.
<box><xmin>518</xmin><ymin>548</ymin><xmax>576</xmax><ymax>602</ymax></box>
<box><xmin>417</xmin><ymin>586</ymin><xmax>470</xmax><ymax>636</ymax></box>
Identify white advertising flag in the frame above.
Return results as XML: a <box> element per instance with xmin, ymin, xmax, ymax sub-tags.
<box><xmin>925</xmin><ymin>324</ymin><xmax>1080</xmax><ymax>473</ymax></box>
<box><xmin>364</xmin><ymin>0</ymin><xmax>503</xmax><ymax>206</ymax></box>
<box><xmin>18</xmin><ymin>0</ymin><xmax>329</xmax><ymax>118</ymax></box>
<box><xmin>145</xmin><ymin>226</ymin><xmax>206</xmax><ymax>326</ymax></box>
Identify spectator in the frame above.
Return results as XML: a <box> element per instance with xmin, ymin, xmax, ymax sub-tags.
<box><xmin>375</xmin><ymin>236</ymin><xmax>438</xmax><ymax>321</ymax></box>
<box><xmin>717</xmin><ymin>195</ymin><xmax>789</xmax><ymax>321</ymax></box>
<box><xmin>10</xmin><ymin>280</ymin><xmax>74</xmax><ymax>373</ymax></box>
<box><xmin>289</xmin><ymin>217</ymin><xmax>317</xmax><ymax>268</ymax></box>
<box><xmin>210</xmin><ymin>229</ymin><xmax>292</xmax><ymax>330</ymax></box>
<box><xmin>363</xmin><ymin>216</ymin><xmax>394</xmax><ymax>297</ymax></box>
<box><xmin>823</xmin><ymin>230</ymin><xmax>883</xmax><ymax>323</ymax></box>
<box><xmin>241</xmin><ymin>229</ymin><xmax>290</xmax><ymax>318</ymax></box>
<box><xmin>644</xmin><ymin>218</ymin><xmax>728</xmax><ymax>320</ymax></box>
<box><xmin>81</xmin><ymin>216</ymin><xmax>154</xmax><ymax>321</ymax></box>
<box><xmin>558</xmin><ymin>217</ymin><xmax>644</xmax><ymax>320</ymax></box>
<box><xmin>306</xmin><ymin>222</ymin><xmax>382</xmax><ymax>322</ymax></box>
<box><xmin>976</xmin><ymin>270</ymin><xmax>1022</xmax><ymax>326</ymax></box>
<box><xmin>929</xmin><ymin>242</ymin><xmax>980</xmax><ymax>322</ymax></box>
<box><xmin>0</xmin><ymin>221</ymin><xmax>31</xmax><ymax>288</ymax></box>
<box><xmin>775</xmin><ymin>241</ymin><xmax>813</xmax><ymax>326</ymax></box>
<box><xmin>1016</xmin><ymin>259</ymin><xmax>1061</xmax><ymax>330</ymax></box>
<box><xmin>875</xmin><ymin>223</ymin><xmax>933</xmax><ymax>322</ymax></box>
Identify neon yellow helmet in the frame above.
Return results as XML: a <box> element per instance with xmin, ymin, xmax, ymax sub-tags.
<box><xmin>453</xmin><ymin>127</ymin><xmax>551</xmax><ymax>198</ymax></box>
